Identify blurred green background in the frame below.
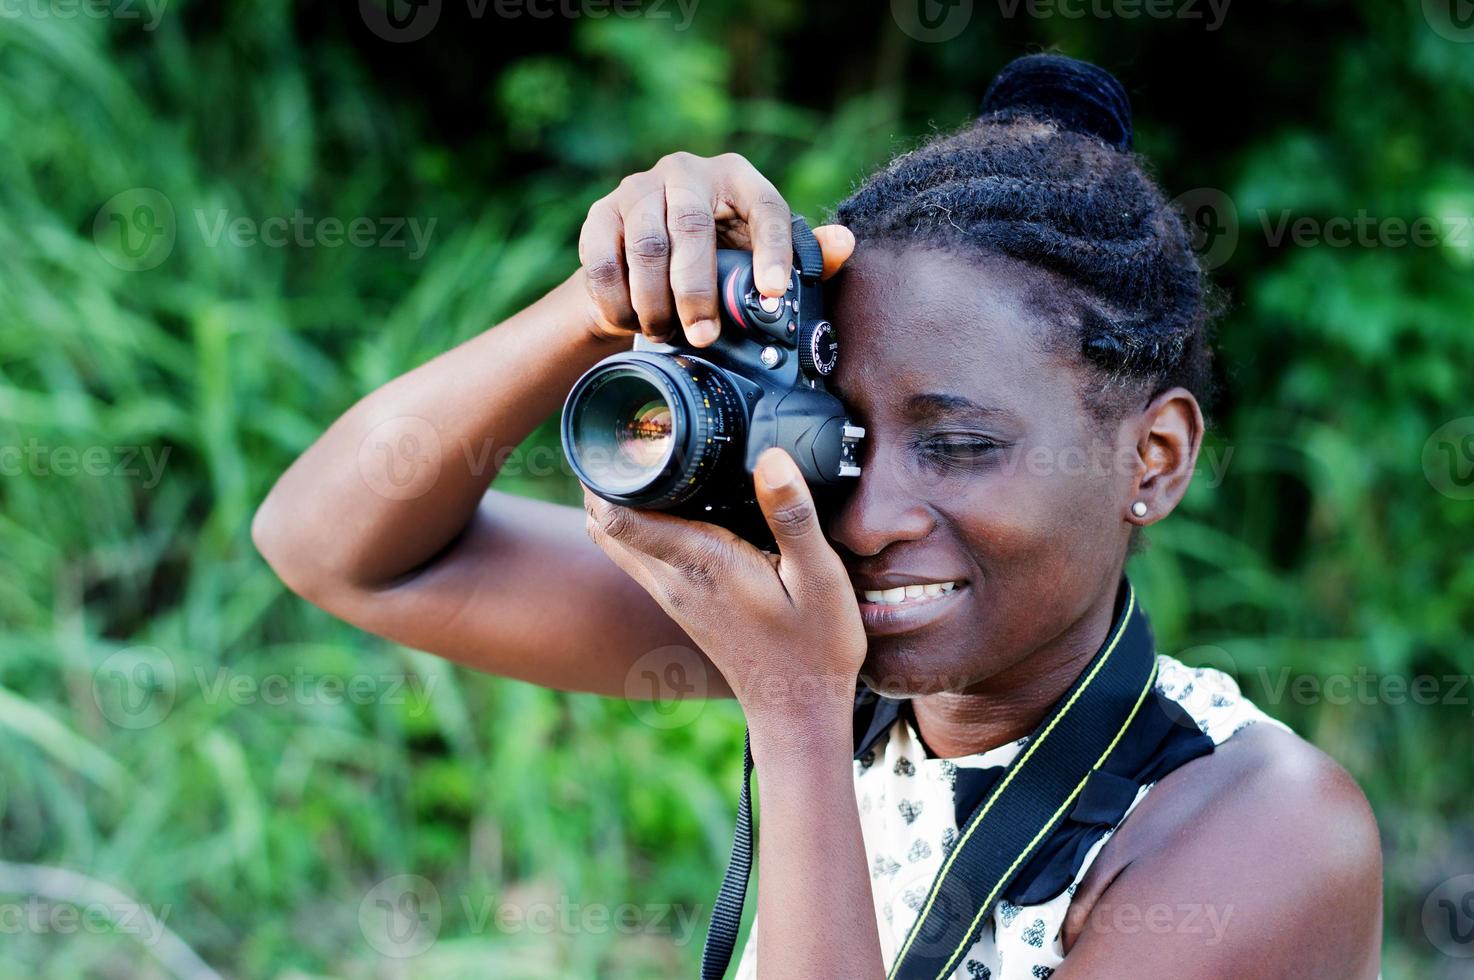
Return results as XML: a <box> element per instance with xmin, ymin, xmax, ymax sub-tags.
<box><xmin>2</xmin><ymin>0</ymin><xmax>1472</xmax><ymax>976</ymax></box>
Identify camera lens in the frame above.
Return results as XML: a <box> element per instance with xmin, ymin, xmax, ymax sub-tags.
<box><xmin>563</xmin><ymin>353</ymin><xmax>745</xmax><ymax>507</ymax></box>
<box><xmin>567</xmin><ymin>368</ymin><xmax>677</xmax><ymax>494</ymax></box>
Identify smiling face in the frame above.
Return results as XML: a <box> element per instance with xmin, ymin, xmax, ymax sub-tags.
<box><xmin>825</xmin><ymin>245</ymin><xmax>1146</xmax><ymax>698</ymax></box>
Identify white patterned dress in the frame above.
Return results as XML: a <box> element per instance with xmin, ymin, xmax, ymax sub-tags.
<box><xmin>732</xmin><ymin>654</ymin><xmax>1291</xmax><ymax>979</ymax></box>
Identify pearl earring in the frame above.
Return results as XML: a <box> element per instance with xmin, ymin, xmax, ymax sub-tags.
<box><xmin>1130</xmin><ymin>501</ymin><xmax>1148</xmax><ymax>518</ymax></box>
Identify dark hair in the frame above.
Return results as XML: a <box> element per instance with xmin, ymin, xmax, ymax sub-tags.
<box><xmin>834</xmin><ymin>55</ymin><xmax>1216</xmax><ymax>420</ymax></box>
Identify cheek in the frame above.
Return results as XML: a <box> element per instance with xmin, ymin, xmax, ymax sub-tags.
<box><xmin>941</xmin><ymin>448</ymin><xmax>1123</xmax><ymax>570</ymax></box>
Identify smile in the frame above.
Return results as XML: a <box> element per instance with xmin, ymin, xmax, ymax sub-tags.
<box><xmin>853</xmin><ymin>581</ymin><xmax>969</xmax><ymax>637</ymax></box>
<box><xmin>858</xmin><ymin>581</ymin><xmax>959</xmax><ymax>604</ymax></box>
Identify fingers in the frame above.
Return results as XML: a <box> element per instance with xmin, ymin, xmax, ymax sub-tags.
<box><xmin>578</xmin><ymin>197</ymin><xmax>637</xmax><ymax>334</ymax></box>
<box><xmin>813</xmin><ymin>224</ymin><xmax>856</xmax><ymax>280</ymax></box>
<box><xmin>665</xmin><ymin>181</ymin><xmax>721</xmax><ymax>348</ymax></box>
<box><xmin>716</xmin><ymin>154</ymin><xmax>792</xmax><ymax>297</ymax></box>
<box><xmin>752</xmin><ymin>448</ymin><xmax>842</xmax><ymax>599</ymax></box>
<box><xmin>584</xmin><ymin>490</ymin><xmax>755</xmax><ymax>593</ymax></box>
<box><xmin>622</xmin><ymin>182</ymin><xmax>676</xmax><ymax>341</ymax></box>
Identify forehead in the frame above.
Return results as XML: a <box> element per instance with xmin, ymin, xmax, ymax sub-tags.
<box><xmin>827</xmin><ymin>245</ymin><xmax>1078</xmax><ymax>417</ymax></box>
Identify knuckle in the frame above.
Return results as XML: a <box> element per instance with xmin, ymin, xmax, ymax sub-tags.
<box><xmin>668</xmin><ymin>205</ymin><xmax>716</xmax><ymax>237</ymax></box>
<box><xmin>767</xmin><ymin>499</ymin><xmax>814</xmax><ymax>536</ymax></box>
<box><xmin>595</xmin><ymin>503</ymin><xmax>633</xmax><ymax>541</ymax></box>
<box><xmin>584</xmin><ymin>256</ymin><xmax>625</xmax><ymax>290</ymax></box>
<box><xmin>628</xmin><ymin>231</ymin><xmax>672</xmax><ymax>263</ymax></box>
<box><xmin>658</xmin><ymin>150</ymin><xmax>699</xmax><ymax>170</ymax></box>
<box><xmin>716</xmin><ymin>151</ymin><xmax>753</xmax><ymax>172</ymax></box>
<box><xmin>671</xmin><ymin>285</ymin><xmax>715</xmax><ymax>310</ymax></box>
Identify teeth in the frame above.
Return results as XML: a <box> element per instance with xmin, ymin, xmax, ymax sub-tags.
<box><xmin>860</xmin><ymin>582</ymin><xmax>960</xmax><ymax>605</ymax></box>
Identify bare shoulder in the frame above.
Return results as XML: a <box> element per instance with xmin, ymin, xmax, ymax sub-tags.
<box><xmin>1061</xmin><ymin>721</ymin><xmax>1383</xmax><ymax>977</ymax></box>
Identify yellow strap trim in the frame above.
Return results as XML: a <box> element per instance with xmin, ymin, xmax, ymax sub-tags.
<box><xmin>929</xmin><ymin>658</ymin><xmax>1159</xmax><ymax>980</ymax></box>
<box><xmin>886</xmin><ymin>587</ymin><xmax>1144</xmax><ymax>979</ymax></box>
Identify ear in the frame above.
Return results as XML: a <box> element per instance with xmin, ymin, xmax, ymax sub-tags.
<box><xmin>1126</xmin><ymin>387</ymin><xmax>1204</xmax><ymax>526</ymax></box>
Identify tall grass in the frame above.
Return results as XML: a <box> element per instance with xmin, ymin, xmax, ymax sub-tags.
<box><xmin>0</xmin><ymin>1</ymin><xmax>1470</xmax><ymax>977</ymax></box>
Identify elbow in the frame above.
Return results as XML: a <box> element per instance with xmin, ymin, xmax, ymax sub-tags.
<box><xmin>252</xmin><ymin>489</ymin><xmax>331</xmax><ymax>606</ymax></box>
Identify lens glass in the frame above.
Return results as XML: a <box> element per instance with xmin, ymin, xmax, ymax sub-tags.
<box><xmin>569</xmin><ymin>368</ymin><xmax>679</xmax><ymax>494</ymax></box>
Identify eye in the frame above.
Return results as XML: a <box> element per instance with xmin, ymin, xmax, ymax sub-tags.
<box><xmin>917</xmin><ymin>434</ymin><xmax>1005</xmax><ymax>464</ymax></box>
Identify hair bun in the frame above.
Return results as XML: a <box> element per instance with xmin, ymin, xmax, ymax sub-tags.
<box><xmin>980</xmin><ymin>54</ymin><xmax>1133</xmax><ymax>151</ymax></box>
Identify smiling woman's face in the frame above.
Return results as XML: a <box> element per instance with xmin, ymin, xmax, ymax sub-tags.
<box><xmin>826</xmin><ymin>245</ymin><xmax>1144</xmax><ymax>697</ymax></box>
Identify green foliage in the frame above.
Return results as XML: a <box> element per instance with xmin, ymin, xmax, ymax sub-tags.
<box><xmin>0</xmin><ymin>1</ymin><xmax>1469</xmax><ymax>977</ymax></box>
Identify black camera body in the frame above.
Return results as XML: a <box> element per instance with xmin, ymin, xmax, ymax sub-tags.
<box><xmin>561</xmin><ymin>217</ymin><xmax>864</xmax><ymax>546</ymax></box>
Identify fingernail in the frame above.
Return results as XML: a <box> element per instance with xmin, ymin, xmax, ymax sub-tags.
<box><xmin>758</xmin><ymin>449</ymin><xmax>796</xmax><ymax>491</ymax></box>
<box><xmin>688</xmin><ymin>320</ymin><xmax>720</xmax><ymax>346</ymax></box>
<box><xmin>760</xmin><ymin>265</ymin><xmax>788</xmax><ymax>296</ymax></box>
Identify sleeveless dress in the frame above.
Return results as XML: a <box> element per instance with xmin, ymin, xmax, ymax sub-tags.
<box><xmin>732</xmin><ymin>595</ymin><xmax>1292</xmax><ymax>979</ymax></box>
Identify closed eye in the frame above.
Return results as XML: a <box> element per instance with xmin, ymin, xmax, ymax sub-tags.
<box><xmin>917</xmin><ymin>434</ymin><xmax>1005</xmax><ymax>464</ymax></box>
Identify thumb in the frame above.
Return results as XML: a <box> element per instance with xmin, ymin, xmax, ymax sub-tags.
<box><xmin>754</xmin><ymin>448</ymin><xmax>839</xmax><ymax>595</ymax></box>
<box><xmin>812</xmin><ymin>224</ymin><xmax>855</xmax><ymax>281</ymax></box>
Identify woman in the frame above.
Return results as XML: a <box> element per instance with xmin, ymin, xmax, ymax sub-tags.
<box><xmin>253</xmin><ymin>55</ymin><xmax>1383</xmax><ymax>978</ymax></box>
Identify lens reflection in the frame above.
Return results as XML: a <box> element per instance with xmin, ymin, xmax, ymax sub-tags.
<box><xmin>570</xmin><ymin>369</ymin><xmax>678</xmax><ymax>494</ymax></box>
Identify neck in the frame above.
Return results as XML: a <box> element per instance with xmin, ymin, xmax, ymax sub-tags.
<box><xmin>909</xmin><ymin>577</ymin><xmax>1125</xmax><ymax>759</ymax></box>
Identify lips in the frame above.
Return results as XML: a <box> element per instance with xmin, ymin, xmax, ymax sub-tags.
<box><xmin>850</xmin><ymin>576</ymin><xmax>970</xmax><ymax>637</ymax></box>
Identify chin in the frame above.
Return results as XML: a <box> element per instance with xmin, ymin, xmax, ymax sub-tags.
<box><xmin>859</xmin><ymin>640</ymin><xmax>978</xmax><ymax>699</ymax></box>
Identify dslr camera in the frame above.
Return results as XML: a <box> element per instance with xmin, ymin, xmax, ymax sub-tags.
<box><xmin>561</xmin><ymin>216</ymin><xmax>865</xmax><ymax>546</ymax></box>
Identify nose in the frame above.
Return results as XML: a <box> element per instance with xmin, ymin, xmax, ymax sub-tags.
<box><xmin>826</xmin><ymin>438</ymin><xmax>935</xmax><ymax>558</ymax></box>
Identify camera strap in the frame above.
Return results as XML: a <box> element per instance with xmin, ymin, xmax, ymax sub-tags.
<box><xmin>699</xmin><ymin>579</ymin><xmax>1159</xmax><ymax>980</ymax></box>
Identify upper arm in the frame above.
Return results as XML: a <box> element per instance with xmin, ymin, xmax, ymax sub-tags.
<box><xmin>297</xmin><ymin>489</ymin><xmax>734</xmax><ymax>699</ymax></box>
<box><xmin>1056</xmin><ymin>728</ymin><xmax>1382</xmax><ymax>980</ymax></box>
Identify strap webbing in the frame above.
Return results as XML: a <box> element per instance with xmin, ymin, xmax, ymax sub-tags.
<box><xmin>699</xmin><ymin>730</ymin><xmax>754</xmax><ymax>980</ymax></box>
<box><xmin>698</xmin><ymin>582</ymin><xmax>1157</xmax><ymax>980</ymax></box>
<box><xmin>887</xmin><ymin>587</ymin><xmax>1157</xmax><ymax>979</ymax></box>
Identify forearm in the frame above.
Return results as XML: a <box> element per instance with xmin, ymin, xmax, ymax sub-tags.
<box><xmin>750</xmin><ymin>707</ymin><xmax>885</xmax><ymax>980</ymax></box>
<box><xmin>253</xmin><ymin>270</ymin><xmax>628</xmax><ymax>592</ymax></box>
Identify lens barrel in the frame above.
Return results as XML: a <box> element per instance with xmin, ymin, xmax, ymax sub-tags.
<box><xmin>563</xmin><ymin>352</ymin><xmax>745</xmax><ymax>508</ymax></box>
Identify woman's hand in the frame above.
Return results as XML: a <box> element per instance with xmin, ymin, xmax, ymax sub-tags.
<box><xmin>577</xmin><ymin>151</ymin><xmax>853</xmax><ymax>347</ymax></box>
<box><xmin>584</xmin><ymin>447</ymin><xmax>865</xmax><ymax>733</ymax></box>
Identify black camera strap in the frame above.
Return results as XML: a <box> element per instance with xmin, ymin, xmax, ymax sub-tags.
<box><xmin>699</xmin><ymin>580</ymin><xmax>1159</xmax><ymax>980</ymax></box>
